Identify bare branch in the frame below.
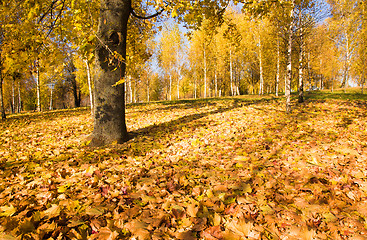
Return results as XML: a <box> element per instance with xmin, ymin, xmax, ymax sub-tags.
<box><xmin>130</xmin><ymin>4</ymin><xmax>167</xmax><ymax>20</ymax></box>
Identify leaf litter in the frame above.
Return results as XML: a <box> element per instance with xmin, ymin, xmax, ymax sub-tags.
<box><xmin>0</xmin><ymin>97</ymin><xmax>367</xmax><ymax>239</ymax></box>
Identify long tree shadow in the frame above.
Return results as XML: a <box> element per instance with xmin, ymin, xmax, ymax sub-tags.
<box><xmin>126</xmin><ymin>96</ymin><xmax>276</xmax><ymax>115</ymax></box>
<box><xmin>123</xmin><ymin>97</ymin><xmax>278</xmax><ymax>156</ymax></box>
<box><xmin>0</xmin><ymin>108</ymin><xmax>90</xmax><ymax>124</ymax></box>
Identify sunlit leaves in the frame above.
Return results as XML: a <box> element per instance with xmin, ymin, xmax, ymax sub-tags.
<box><xmin>0</xmin><ymin>94</ymin><xmax>367</xmax><ymax>238</ymax></box>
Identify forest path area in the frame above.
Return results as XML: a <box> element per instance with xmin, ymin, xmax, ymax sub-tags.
<box><xmin>1</xmin><ymin>92</ymin><xmax>367</xmax><ymax>239</ymax></box>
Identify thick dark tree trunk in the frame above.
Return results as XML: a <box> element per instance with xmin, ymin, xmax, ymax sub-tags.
<box><xmin>89</xmin><ymin>0</ymin><xmax>130</xmax><ymax>146</ymax></box>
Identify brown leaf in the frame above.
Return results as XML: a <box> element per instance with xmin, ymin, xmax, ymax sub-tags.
<box><xmin>125</xmin><ymin>220</ymin><xmax>150</xmax><ymax>240</ymax></box>
<box><xmin>201</xmin><ymin>225</ymin><xmax>223</xmax><ymax>240</ymax></box>
<box><xmin>176</xmin><ymin>230</ymin><xmax>197</xmax><ymax>240</ymax></box>
<box><xmin>89</xmin><ymin>227</ymin><xmax>119</xmax><ymax>240</ymax></box>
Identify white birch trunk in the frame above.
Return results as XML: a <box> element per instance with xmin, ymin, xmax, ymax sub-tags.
<box><xmin>35</xmin><ymin>63</ymin><xmax>41</xmax><ymax>112</ymax></box>
<box><xmin>215</xmin><ymin>69</ymin><xmax>218</xmax><ymax>97</ymax></box>
<box><xmin>128</xmin><ymin>76</ymin><xmax>133</xmax><ymax>104</ymax></box>
<box><xmin>230</xmin><ymin>49</ymin><xmax>234</xmax><ymax>96</ymax></box>
<box><xmin>259</xmin><ymin>36</ymin><xmax>264</xmax><ymax>95</ymax></box>
<box><xmin>49</xmin><ymin>87</ymin><xmax>53</xmax><ymax>110</ymax></box>
<box><xmin>169</xmin><ymin>74</ymin><xmax>172</xmax><ymax>101</ymax></box>
<box><xmin>18</xmin><ymin>82</ymin><xmax>21</xmax><ymax>113</ymax></box>
<box><xmin>298</xmin><ymin>29</ymin><xmax>304</xmax><ymax>103</ymax></box>
<box><xmin>203</xmin><ymin>44</ymin><xmax>207</xmax><ymax>98</ymax></box>
<box><xmin>85</xmin><ymin>59</ymin><xmax>94</xmax><ymax>116</ymax></box>
<box><xmin>276</xmin><ymin>38</ymin><xmax>280</xmax><ymax>97</ymax></box>
<box><xmin>11</xmin><ymin>78</ymin><xmax>15</xmax><ymax>114</ymax></box>
<box><xmin>286</xmin><ymin>0</ymin><xmax>295</xmax><ymax>113</ymax></box>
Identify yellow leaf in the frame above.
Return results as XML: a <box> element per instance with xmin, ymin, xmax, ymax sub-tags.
<box><xmin>86</xmin><ymin>207</ymin><xmax>104</xmax><ymax>217</ymax></box>
<box><xmin>0</xmin><ymin>205</ymin><xmax>16</xmax><ymax>217</ymax></box>
<box><xmin>112</xmin><ymin>77</ymin><xmax>126</xmax><ymax>87</ymax></box>
<box><xmin>44</xmin><ymin>204</ymin><xmax>60</xmax><ymax>219</ymax></box>
<box><xmin>187</xmin><ymin>203</ymin><xmax>199</xmax><ymax>217</ymax></box>
<box><xmin>213</xmin><ymin>212</ymin><xmax>222</xmax><ymax>226</ymax></box>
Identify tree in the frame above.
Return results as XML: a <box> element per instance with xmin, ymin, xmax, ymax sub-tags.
<box><xmin>89</xmin><ymin>0</ymin><xmax>232</xmax><ymax>146</ymax></box>
<box><xmin>158</xmin><ymin>24</ymin><xmax>184</xmax><ymax>101</ymax></box>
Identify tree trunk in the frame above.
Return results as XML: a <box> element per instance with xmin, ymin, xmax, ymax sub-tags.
<box><xmin>203</xmin><ymin>44</ymin><xmax>207</xmax><ymax>98</ymax></box>
<box><xmin>35</xmin><ymin>62</ymin><xmax>41</xmax><ymax>112</ymax></box>
<box><xmin>298</xmin><ymin>32</ymin><xmax>304</xmax><ymax>103</ymax></box>
<box><xmin>147</xmin><ymin>83</ymin><xmax>150</xmax><ymax>102</ymax></box>
<box><xmin>85</xmin><ymin>59</ymin><xmax>94</xmax><ymax>116</ymax></box>
<box><xmin>0</xmin><ymin>71</ymin><xmax>5</xmax><ymax>119</ymax></box>
<box><xmin>194</xmin><ymin>73</ymin><xmax>197</xmax><ymax>99</ymax></box>
<box><xmin>49</xmin><ymin>87</ymin><xmax>53</xmax><ymax>110</ymax></box>
<box><xmin>276</xmin><ymin>38</ymin><xmax>280</xmax><ymax>97</ymax></box>
<box><xmin>11</xmin><ymin>77</ymin><xmax>15</xmax><ymax>114</ymax></box>
<box><xmin>230</xmin><ymin>49</ymin><xmax>234</xmax><ymax>96</ymax></box>
<box><xmin>128</xmin><ymin>76</ymin><xmax>133</xmax><ymax>103</ymax></box>
<box><xmin>169</xmin><ymin>74</ymin><xmax>172</xmax><ymax>101</ymax></box>
<box><xmin>343</xmin><ymin>32</ymin><xmax>350</xmax><ymax>92</ymax></box>
<box><xmin>259</xmin><ymin>35</ymin><xmax>264</xmax><ymax>95</ymax></box>
<box><xmin>90</xmin><ymin>0</ymin><xmax>130</xmax><ymax>146</ymax></box>
<box><xmin>18</xmin><ymin>81</ymin><xmax>22</xmax><ymax>113</ymax></box>
<box><xmin>215</xmin><ymin>68</ymin><xmax>218</xmax><ymax>97</ymax></box>
<box><xmin>286</xmin><ymin>0</ymin><xmax>295</xmax><ymax>113</ymax></box>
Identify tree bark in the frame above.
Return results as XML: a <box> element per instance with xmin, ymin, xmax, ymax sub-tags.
<box><xmin>11</xmin><ymin>77</ymin><xmax>15</xmax><ymax>114</ymax></box>
<box><xmin>215</xmin><ymin>68</ymin><xmax>218</xmax><ymax>97</ymax></box>
<box><xmin>90</xmin><ymin>0</ymin><xmax>130</xmax><ymax>146</ymax></box>
<box><xmin>259</xmin><ymin>35</ymin><xmax>264</xmax><ymax>95</ymax></box>
<box><xmin>85</xmin><ymin>59</ymin><xmax>94</xmax><ymax>116</ymax></box>
<box><xmin>298</xmin><ymin>30</ymin><xmax>304</xmax><ymax>103</ymax></box>
<box><xmin>18</xmin><ymin>81</ymin><xmax>21</xmax><ymax>113</ymax></box>
<box><xmin>203</xmin><ymin>44</ymin><xmax>207</xmax><ymax>98</ymax></box>
<box><xmin>0</xmin><ymin>68</ymin><xmax>5</xmax><ymax>119</ymax></box>
<box><xmin>169</xmin><ymin>74</ymin><xmax>172</xmax><ymax>101</ymax></box>
<box><xmin>49</xmin><ymin>87</ymin><xmax>53</xmax><ymax>110</ymax></box>
<box><xmin>286</xmin><ymin>0</ymin><xmax>295</xmax><ymax>113</ymax></box>
<box><xmin>276</xmin><ymin>38</ymin><xmax>280</xmax><ymax>97</ymax></box>
<box><xmin>34</xmin><ymin>61</ymin><xmax>41</xmax><ymax>112</ymax></box>
<box><xmin>230</xmin><ymin>49</ymin><xmax>234</xmax><ymax>96</ymax></box>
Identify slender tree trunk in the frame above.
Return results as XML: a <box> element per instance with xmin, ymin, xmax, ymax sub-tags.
<box><xmin>85</xmin><ymin>59</ymin><xmax>94</xmax><ymax>116</ymax></box>
<box><xmin>177</xmin><ymin>79</ymin><xmax>180</xmax><ymax>100</ymax></box>
<box><xmin>35</xmin><ymin>62</ymin><xmax>41</xmax><ymax>112</ymax></box>
<box><xmin>286</xmin><ymin>0</ymin><xmax>295</xmax><ymax>113</ymax></box>
<box><xmin>215</xmin><ymin>68</ymin><xmax>218</xmax><ymax>97</ymax></box>
<box><xmin>169</xmin><ymin>74</ymin><xmax>172</xmax><ymax>101</ymax></box>
<box><xmin>176</xmin><ymin>50</ymin><xmax>180</xmax><ymax>100</ymax></box>
<box><xmin>133</xmin><ymin>78</ymin><xmax>137</xmax><ymax>103</ymax></box>
<box><xmin>194</xmin><ymin>73</ymin><xmax>197</xmax><ymax>99</ymax></box>
<box><xmin>18</xmin><ymin>82</ymin><xmax>21</xmax><ymax>113</ymax></box>
<box><xmin>90</xmin><ymin>0</ymin><xmax>130</xmax><ymax>146</ymax></box>
<box><xmin>230</xmin><ymin>49</ymin><xmax>234</xmax><ymax>96</ymax></box>
<box><xmin>343</xmin><ymin>32</ymin><xmax>350</xmax><ymax>92</ymax></box>
<box><xmin>203</xmin><ymin>44</ymin><xmax>207</xmax><ymax>98</ymax></box>
<box><xmin>11</xmin><ymin>77</ymin><xmax>15</xmax><ymax>114</ymax></box>
<box><xmin>128</xmin><ymin>76</ymin><xmax>133</xmax><ymax>104</ymax></box>
<box><xmin>0</xmin><ymin>71</ymin><xmax>5</xmax><ymax>119</ymax></box>
<box><xmin>276</xmin><ymin>38</ymin><xmax>280</xmax><ymax>97</ymax></box>
<box><xmin>259</xmin><ymin>35</ymin><xmax>264</xmax><ymax>95</ymax></box>
<box><xmin>298</xmin><ymin>32</ymin><xmax>304</xmax><ymax>103</ymax></box>
<box><xmin>49</xmin><ymin>87</ymin><xmax>53</xmax><ymax>110</ymax></box>
<box><xmin>147</xmin><ymin>83</ymin><xmax>150</xmax><ymax>102</ymax></box>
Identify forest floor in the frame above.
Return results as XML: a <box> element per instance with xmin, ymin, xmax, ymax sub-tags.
<box><xmin>1</xmin><ymin>90</ymin><xmax>367</xmax><ymax>239</ymax></box>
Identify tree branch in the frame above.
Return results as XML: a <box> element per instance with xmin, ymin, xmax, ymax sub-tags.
<box><xmin>130</xmin><ymin>4</ymin><xmax>166</xmax><ymax>20</ymax></box>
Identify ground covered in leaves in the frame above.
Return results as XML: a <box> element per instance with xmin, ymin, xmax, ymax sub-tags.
<box><xmin>1</xmin><ymin>93</ymin><xmax>367</xmax><ymax>239</ymax></box>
